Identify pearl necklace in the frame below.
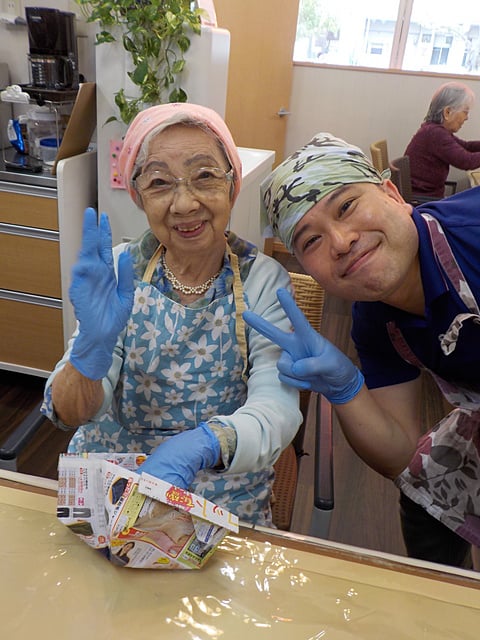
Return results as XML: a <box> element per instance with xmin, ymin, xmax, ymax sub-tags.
<box><xmin>161</xmin><ymin>251</ymin><xmax>221</xmax><ymax>295</ymax></box>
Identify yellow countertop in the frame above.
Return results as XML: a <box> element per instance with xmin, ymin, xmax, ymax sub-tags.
<box><xmin>1</xmin><ymin>471</ymin><xmax>479</xmax><ymax>639</ymax></box>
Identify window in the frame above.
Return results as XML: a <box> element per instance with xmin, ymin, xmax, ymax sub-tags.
<box><xmin>294</xmin><ymin>0</ymin><xmax>480</xmax><ymax>76</ymax></box>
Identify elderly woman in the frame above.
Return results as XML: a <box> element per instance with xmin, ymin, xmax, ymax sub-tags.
<box><xmin>405</xmin><ymin>81</ymin><xmax>480</xmax><ymax>198</ymax></box>
<box><xmin>42</xmin><ymin>102</ymin><xmax>301</xmax><ymax>526</ymax></box>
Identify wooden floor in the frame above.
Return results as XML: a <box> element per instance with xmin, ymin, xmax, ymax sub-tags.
<box><xmin>0</xmin><ymin>370</ymin><xmax>71</xmax><ymax>478</ymax></box>
<box><xmin>315</xmin><ymin>293</ymin><xmax>407</xmax><ymax>556</ymax></box>
<box><xmin>0</xmin><ymin>291</ymin><xmax>447</xmax><ymax>560</ymax></box>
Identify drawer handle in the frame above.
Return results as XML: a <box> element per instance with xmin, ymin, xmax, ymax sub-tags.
<box><xmin>0</xmin><ymin>287</ymin><xmax>62</xmax><ymax>308</ymax></box>
<box><xmin>0</xmin><ymin>222</ymin><xmax>58</xmax><ymax>241</ymax></box>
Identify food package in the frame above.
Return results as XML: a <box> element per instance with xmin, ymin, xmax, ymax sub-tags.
<box><xmin>57</xmin><ymin>453</ymin><xmax>239</xmax><ymax>569</ymax></box>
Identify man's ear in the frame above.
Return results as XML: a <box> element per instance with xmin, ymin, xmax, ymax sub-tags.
<box><xmin>381</xmin><ymin>178</ymin><xmax>406</xmax><ymax>203</ymax></box>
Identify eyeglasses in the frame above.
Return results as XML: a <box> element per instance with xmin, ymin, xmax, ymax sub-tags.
<box><xmin>135</xmin><ymin>166</ymin><xmax>234</xmax><ymax>198</ymax></box>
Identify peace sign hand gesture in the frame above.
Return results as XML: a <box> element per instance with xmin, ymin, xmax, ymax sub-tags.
<box><xmin>243</xmin><ymin>288</ymin><xmax>364</xmax><ymax>404</ymax></box>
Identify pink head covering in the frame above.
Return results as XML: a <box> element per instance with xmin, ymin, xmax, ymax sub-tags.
<box><xmin>118</xmin><ymin>102</ymin><xmax>242</xmax><ymax>207</ymax></box>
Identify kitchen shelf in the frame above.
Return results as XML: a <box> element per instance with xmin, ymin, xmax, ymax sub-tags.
<box><xmin>0</xmin><ymin>85</ymin><xmax>78</xmax><ymax>177</ymax></box>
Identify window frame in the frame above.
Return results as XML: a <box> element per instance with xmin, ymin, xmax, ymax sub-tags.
<box><xmin>294</xmin><ymin>0</ymin><xmax>480</xmax><ymax>78</ymax></box>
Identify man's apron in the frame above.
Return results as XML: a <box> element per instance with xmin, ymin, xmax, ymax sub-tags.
<box><xmin>68</xmin><ymin>245</ymin><xmax>275</xmax><ymax>526</ymax></box>
<box><xmin>387</xmin><ymin>213</ymin><xmax>480</xmax><ymax>547</ymax></box>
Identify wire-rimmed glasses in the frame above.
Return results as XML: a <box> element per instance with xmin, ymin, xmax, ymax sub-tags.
<box><xmin>135</xmin><ymin>166</ymin><xmax>234</xmax><ymax>198</ymax></box>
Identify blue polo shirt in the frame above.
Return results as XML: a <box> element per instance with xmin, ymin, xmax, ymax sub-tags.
<box><xmin>351</xmin><ymin>187</ymin><xmax>480</xmax><ymax>390</ymax></box>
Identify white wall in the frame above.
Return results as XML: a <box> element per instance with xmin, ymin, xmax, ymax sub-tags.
<box><xmin>285</xmin><ymin>65</ymin><xmax>480</xmax><ymax>192</ymax></box>
<box><xmin>94</xmin><ymin>25</ymin><xmax>231</xmax><ymax>245</ymax></box>
<box><xmin>0</xmin><ymin>0</ymin><xmax>95</xmax><ymax>87</ymax></box>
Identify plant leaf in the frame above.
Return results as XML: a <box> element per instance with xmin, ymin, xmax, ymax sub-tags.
<box><xmin>131</xmin><ymin>60</ymin><xmax>149</xmax><ymax>84</ymax></box>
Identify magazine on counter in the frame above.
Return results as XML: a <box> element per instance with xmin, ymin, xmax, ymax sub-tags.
<box><xmin>57</xmin><ymin>452</ymin><xmax>239</xmax><ymax>570</ymax></box>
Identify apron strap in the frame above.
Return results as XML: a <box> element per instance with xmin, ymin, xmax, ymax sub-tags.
<box><xmin>421</xmin><ymin>213</ymin><xmax>480</xmax><ymax>315</ymax></box>
<box><xmin>226</xmin><ymin>245</ymin><xmax>249</xmax><ymax>383</ymax></box>
<box><xmin>141</xmin><ymin>242</ymin><xmax>249</xmax><ymax>382</ymax></box>
<box><xmin>142</xmin><ymin>244</ymin><xmax>163</xmax><ymax>284</ymax></box>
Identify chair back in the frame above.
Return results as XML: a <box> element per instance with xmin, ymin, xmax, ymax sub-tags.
<box><xmin>289</xmin><ymin>271</ymin><xmax>325</xmax><ymax>333</ymax></box>
<box><xmin>370</xmin><ymin>139</ymin><xmax>389</xmax><ymax>172</ymax></box>
<box><xmin>263</xmin><ymin>236</ymin><xmax>305</xmax><ymax>273</ymax></box>
<box><xmin>467</xmin><ymin>169</ymin><xmax>480</xmax><ymax>188</ymax></box>
<box><xmin>389</xmin><ymin>155</ymin><xmax>414</xmax><ymax>203</ymax></box>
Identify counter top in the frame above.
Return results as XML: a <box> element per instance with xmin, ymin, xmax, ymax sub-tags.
<box><xmin>0</xmin><ymin>148</ymin><xmax>57</xmax><ymax>189</ymax></box>
<box><xmin>237</xmin><ymin>146</ymin><xmax>275</xmax><ymax>187</ymax></box>
<box><xmin>1</xmin><ymin>470</ymin><xmax>478</xmax><ymax>639</ymax></box>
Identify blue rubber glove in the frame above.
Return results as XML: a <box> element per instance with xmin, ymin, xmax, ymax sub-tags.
<box><xmin>69</xmin><ymin>207</ymin><xmax>135</xmax><ymax>380</ymax></box>
<box><xmin>137</xmin><ymin>422</ymin><xmax>221</xmax><ymax>489</ymax></box>
<box><xmin>243</xmin><ymin>288</ymin><xmax>364</xmax><ymax>404</ymax></box>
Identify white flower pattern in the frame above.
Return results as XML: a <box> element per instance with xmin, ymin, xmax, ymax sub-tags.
<box><xmin>62</xmin><ymin>260</ymin><xmax>274</xmax><ymax>527</ymax></box>
<box><xmin>185</xmin><ymin>333</ymin><xmax>218</xmax><ymax>368</ymax></box>
<box><xmin>161</xmin><ymin>361</ymin><xmax>192</xmax><ymax>389</ymax></box>
<box><xmin>134</xmin><ymin>371</ymin><xmax>161</xmax><ymax>401</ymax></box>
<box><xmin>141</xmin><ymin>320</ymin><xmax>161</xmax><ymax>350</ymax></box>
<box><xmin>204</xmin><ymin>306</ymin><xmax>231</xmax><ymax>340</ymax></box>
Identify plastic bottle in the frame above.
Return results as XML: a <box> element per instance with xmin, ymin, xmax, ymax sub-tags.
<box><xmin>26</xmin><ymin>107</ymin><xmax>59</xmax><ymax>159</ymax></box>
<box><xmin>18</xmin><ymin>115</ymin><xmax>29</xmax><ymax>154</ymax></box>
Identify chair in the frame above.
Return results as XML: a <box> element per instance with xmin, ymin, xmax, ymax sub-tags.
<box><xmin>444</xmin><ymin>180</ymin><xmax>457</xmax><ymax>196</ymax></box>
<box><xmin>264</xmin><ymin>238</ymin><xmax>334</xmax><ymax>536</ymax></box>
<box><xmin>0</xmin><ymin>400</ymin><xmax>47</xmax><ymax>471</ymax></box>
<box><xmin>263</xmin><ymin>236</ymin><xmax>304</xmax><ymax>273</ymax></box>
<box><xmin>390</xmin><ymin>154</ymin><xmax>457</xmax><ymax>201</ymax></box>
<box><xmin>389</xmin><ymin>155</ymin><xmax>439</xmax><ymax>206</ymax></box>
<box><xmin>370</xmin><ymin>139</ymin><xmax>389</xmax><ymax>173</ymax></box>
<box><xmin>467</xmin><ymin>169</ymin><xmax>480</xmax><ymax>188</ymax></box>
<box><xmin>389</xmin><ymin>155</ymin><xmax>414</xmax><ymax>202</ymax></box>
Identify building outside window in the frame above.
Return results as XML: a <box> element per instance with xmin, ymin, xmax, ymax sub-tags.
<box><xmin>294</xmin><ymin>0</ymin><xmax>480</xmax><ymax>76</ymax></box>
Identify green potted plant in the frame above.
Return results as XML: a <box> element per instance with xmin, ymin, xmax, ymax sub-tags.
<box><xmin>76</xmin><ymin>0</ymin><xmax>203</xmax><ymax>124</ymax></box>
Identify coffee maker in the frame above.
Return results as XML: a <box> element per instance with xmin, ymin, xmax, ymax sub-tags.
<box><xmin>26</xmin><ymin>7</ymin><xmax>79</xmax><ymax>91</ymax></box>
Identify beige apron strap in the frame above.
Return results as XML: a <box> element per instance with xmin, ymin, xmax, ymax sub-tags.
<box><xmin>142</xmin><ymin>242</ymin><xmax>248</xmax><ymax>379</ymax></box>
<box><xmin>142</xmin><ymin>244</ymin><xmax>163</xmax><ymax>283</ymax></box>
<box><xmin>227</xmin><ymin>245</ymin><xmax>249</xmax><ymax>382</ymax></box>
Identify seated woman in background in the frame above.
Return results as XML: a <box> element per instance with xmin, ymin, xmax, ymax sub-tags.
<box><xmin>41</xmin><ymin>102</ymin><xmax>301</xmax><ymax>527</ymax></box>
<box><xmin>405</xmin><ymin>81</ymin><xmax>480</xmax><ymax>198</ymax></box>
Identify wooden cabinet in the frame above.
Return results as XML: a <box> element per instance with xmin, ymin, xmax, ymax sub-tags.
<box><xmin>0</xmin><ymin>298</ymin><xmax>63</xmax><ymax>372</ymax></box>
<box><xmin>0</xmin><ymin>228</ymin><xmax>61</xmax><ymax>298</ymax></box>
<box><xmin>0</xmin><ymin>180</ymin><xmax>64</xmax><ymax>374</ymax></box>
<box><xmin>0</xmin><ymin>151</ymin><xmax>97</xmax><ymax>377</ymax></box>
<box><xmin>0</xmin><ymin>191</ymin><xmax>58</xmax><ymax>230</ymax></box>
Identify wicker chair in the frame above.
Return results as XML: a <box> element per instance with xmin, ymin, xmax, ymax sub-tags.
<box><xmin>264</xmin><ymin>238</ymin><xmax>334</xmax><ymax>536</ymax></box>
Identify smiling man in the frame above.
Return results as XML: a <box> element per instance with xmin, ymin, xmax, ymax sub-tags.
<box><xmin>244</xmin><ymin>132</ymin><xmax>480</xmax><ymax>569</ymax></box>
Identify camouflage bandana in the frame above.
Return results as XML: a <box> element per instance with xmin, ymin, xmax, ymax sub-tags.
<box><xmin>261</xmin><ymin>132</ymin><xmax>387</xmax><ymax>252</ymax></box>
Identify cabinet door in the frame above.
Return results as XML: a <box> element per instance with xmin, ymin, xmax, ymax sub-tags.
<box><xmin>0</xmin><ymin>297</ymin><xmax>64</xmax><ymax>372</ymax></box>
<box><xmin>0</xmin><ymin>227</ymin><xmax>61</xmax><ymax>298</ymax></box>
<box><xmin>0</xmin><ymin>192</ymin><xmax>58</xmax><ymax>230</ymax></box>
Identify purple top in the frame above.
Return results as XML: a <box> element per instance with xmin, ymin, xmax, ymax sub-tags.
<box><xmin>405</xmin><ymin>122</ymin><xmax>480</xmax><ymax>197</ymax></box>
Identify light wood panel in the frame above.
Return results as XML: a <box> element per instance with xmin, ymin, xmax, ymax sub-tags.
<box><xmin>0</xmin><ymin>233</ymin><xmax>61</xmax><ymax>298</ymax></box>
<box><xmin>214</xmin><ymin>0</ymin><xmax>300</xmax><ymax>164</ymax></box>
<box><xmin>0</xmin><ymin>299</ymin><xmax>64</xmax><ymax>371</ymax></box>
<box><xmin>0</xmin><ymin>192</ymin><xmax>58</xmax><ymax>230</ymax></box>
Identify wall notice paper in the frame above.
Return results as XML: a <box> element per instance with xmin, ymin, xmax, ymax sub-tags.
<box><xmin>57</xmin><ymin>453</ymin><xmax>239</xmax><ymax>570</ymax></box>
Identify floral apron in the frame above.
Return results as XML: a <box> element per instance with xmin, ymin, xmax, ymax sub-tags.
<box><xmin>387</xmin><ymin>213</ymin><xmax>480</xmax><ymax>547</ymax></box>
<box><xmin>68</xmin><ymin>245</ymin><xmax>274</xmax><ymax>526</ymax></box>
